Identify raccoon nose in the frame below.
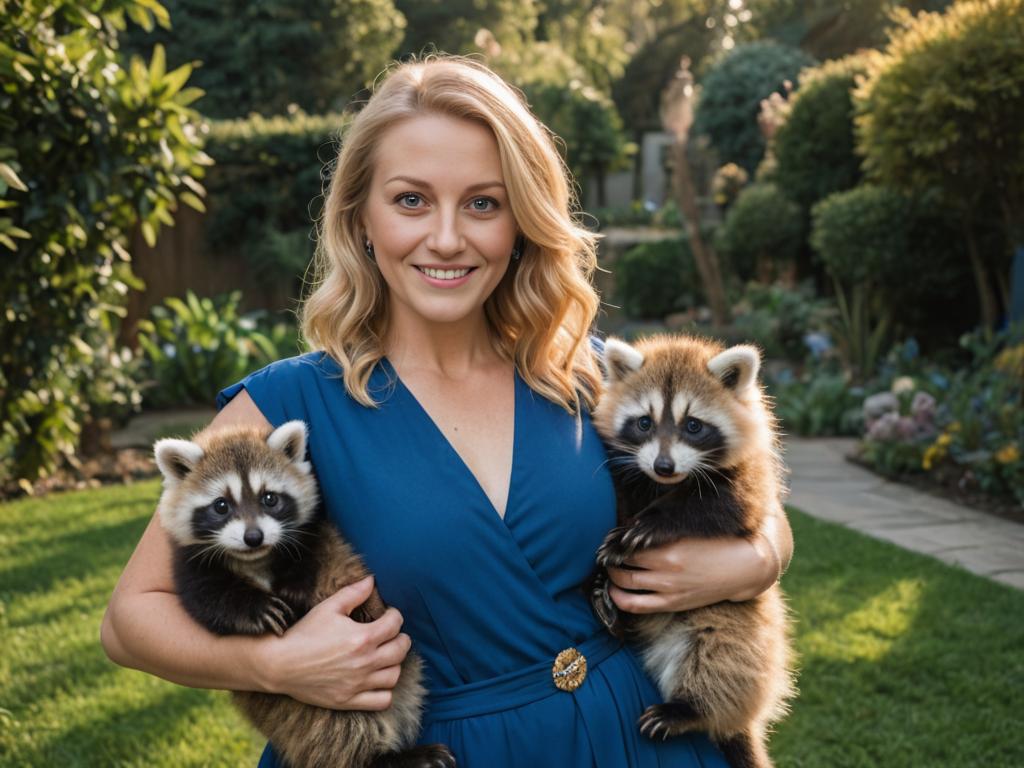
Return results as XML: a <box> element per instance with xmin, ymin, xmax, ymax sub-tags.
<box><xmin>654</xmin><ymin>457</ymin><xmax>676</xmax><ymax>477</ymax></box>
<box><xmin>243</xmin><ymin>528</ymin><xmax>264</xmax><ymax>548</ymax></box>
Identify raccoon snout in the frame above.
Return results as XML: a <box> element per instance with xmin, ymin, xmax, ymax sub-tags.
<box><xmin>243</xmin><ymin>528</ymin><xmax>265</xmax><ymax>548</ymax></box>
<box><xmin>653</xmin><ymin>456</ymin><xmax>676</xmax><ymax>477</ymax></box>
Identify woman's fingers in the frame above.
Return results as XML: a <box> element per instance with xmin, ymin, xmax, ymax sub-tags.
<box><xmin>370</xmin><ymin>631</ymin><xmax>413</xmax><ymax>669</ymax></box>
<box><xmin>363</xmin><ymin>663</ymin><xmax>403</xmax><ymax>691</ymax></box>
<box><xmin>345</xmin><ymin>689</ymin><xmax>396</xmax><ymax>711</ymax></box>
<box><xmin>607</xmin><ymin>583</ymin><xmax>669</xmax><ymax>614</ymax></box>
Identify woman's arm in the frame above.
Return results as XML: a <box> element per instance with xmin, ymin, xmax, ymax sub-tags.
<box><xmin>100</xmin><ymin>389</ymin><xmax>410</xmax><ymax>710</ymax></box>
<box><xmin>605</xmin><ymin>502</ymin><xmax>793</xmax><ymax>614</ymax></box>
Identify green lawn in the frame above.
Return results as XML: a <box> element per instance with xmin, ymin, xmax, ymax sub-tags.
<box><xmin>1</xmin><ymin>480</ymin><xmax>1022</xmax><ymax>767</ymax></box>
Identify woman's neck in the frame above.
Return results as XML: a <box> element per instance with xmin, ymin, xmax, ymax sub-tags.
<box><xmin>384</xmin><ymin>311</ymin><xmax>502</xmax><ymax>380</ymax></box>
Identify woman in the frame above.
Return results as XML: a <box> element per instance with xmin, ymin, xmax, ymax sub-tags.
<box><xmin>101</xmin><ymin>55</ymin><xmax>792</xmax><ymax>767</ymax></box>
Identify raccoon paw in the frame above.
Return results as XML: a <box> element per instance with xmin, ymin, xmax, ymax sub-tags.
<box><xmin>618</xmin><ymin>515</ymin><xmax>674</xmax><ymax>553</ymax></box>
<box><xmin>638</xmin><ymin>702</ymin><xmax>701</xmax><ymax>741</ymax></box>
<box><xmin>595</xmin><ymin>526</ymin><xmax>633</xmax><ymax>567</ymax></box>
<box><xmin>590</xmin><ymin>577</ymin><xmax>624</xmax><ymax>637</ymax></box>
<box><xmin>254</xmin><ymin>596</ymin><xmax>295</xmax><ymax>636</ymax></box>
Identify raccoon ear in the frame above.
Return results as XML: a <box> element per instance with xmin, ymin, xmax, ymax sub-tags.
<box><xmin>708</xmin><ymin>345</ymin><xmax>761</xmax><ymax>393</ymax></box>
<box><xmin>153</xmin><ymin>439</ymin><xmax>204</xmax><ymax>484</ymax></box>
<box><xmin>602</xmin><ymin>337</ymin><xmax>644</xmax><ymax>383</ymax></box>
<box><xmin>267</xmin><ymin>420</ymin><xmax>307</xmax><ymax>464</ymax></box>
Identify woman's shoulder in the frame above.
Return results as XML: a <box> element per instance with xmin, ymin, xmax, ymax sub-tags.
<box><xmin>215</xmin><ymin>351</ymin><xmax>344</xmax><ymax>423</ymax></box>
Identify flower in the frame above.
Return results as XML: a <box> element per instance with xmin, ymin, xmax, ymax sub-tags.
<box><xmin>995</xmin><ymin>443</ymin><xmax>1020</xmax><ymax>464</ymax></box>
<box><xmin>891</xmin><ymin>376</ymin><xmax>915</xmax><ymax>394</ymax></box>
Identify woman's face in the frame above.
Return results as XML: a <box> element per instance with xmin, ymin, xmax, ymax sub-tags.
<box><xmin>362</xmin><ymin>113</ymin><xmax>519</xmax><ymax>333</ymax></box>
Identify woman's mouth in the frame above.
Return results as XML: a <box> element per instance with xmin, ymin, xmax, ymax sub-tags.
<box><xmin>414</xmin><ymin>266</ymin><xmax>476</xmax><ymax>286</ymax></box>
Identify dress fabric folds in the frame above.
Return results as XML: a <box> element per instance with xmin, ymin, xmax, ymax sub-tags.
<box><xmin>216</xmin><ymin>352</ymin><xmax>727</xmax><ymax>768</ymax></box>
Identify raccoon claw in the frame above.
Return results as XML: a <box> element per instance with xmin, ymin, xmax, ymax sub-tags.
<box><xmin>638</xmin><ymin>702</ymin><xmax>699</xmax><ymax>742</ymax></box>
<box><xmin>619</xmin><ymin>517</ymin><xmax>669</xmax><ymax>553</ymax></box>
<box><xmin>595</xmin><ymin>526</ymin><xmax>632</xmax><ymax>567</ymax></box>
<box><xmin>256</xmin><ymin>596</ymin><xmax>294</xmax><ymax>636</ymax></box>
<box><xmin>590</xmin><ymin>576</ymin><xmax>624</xmax><ymax>637</ymax></box>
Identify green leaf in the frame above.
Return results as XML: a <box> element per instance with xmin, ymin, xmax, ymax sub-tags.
<box><xmin>141</xmin><ymin>220</ymin><xmax>157</xmax><ymax>247</ymax></box>
<box><xmin>161</xmin><ymin>64</ymin><xmax>193</xmax><ymax>100</ymax></box>
<box><xmin>150</xmin><ymin>44</ymin><xmax>166</xmax><ymax>84</ymax></box>
<box><xmin>179</xmin><ymin>192</ymin><xmax>206</xmax><ymax>213</ymax></box>
<box><xmin>0</xmin><ymin>163</ymin><xmax>28</xmax><ymax>192</ymax></box>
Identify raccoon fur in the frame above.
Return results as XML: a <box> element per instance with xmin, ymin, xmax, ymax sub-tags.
<box><xmin>154</xmin><ymin>420</ymin><xmax>455</xmax><ymax>768</ymax></box>
<box><xmin>590</xmin><ymin>335</ymin><xmax>795</xmax><ymax>768</ymax></box>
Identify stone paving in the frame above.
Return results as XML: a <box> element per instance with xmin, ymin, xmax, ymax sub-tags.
<box><xmin>784</xmin><ymin>437</ymin><xmax>1024</xmax><ymax>591</ymax></box>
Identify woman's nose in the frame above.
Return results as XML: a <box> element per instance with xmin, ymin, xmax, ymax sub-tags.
<box><xmin>427</xmin><ymin>209</ymin><xmax>465</xmax><ymax>256</ymax></box>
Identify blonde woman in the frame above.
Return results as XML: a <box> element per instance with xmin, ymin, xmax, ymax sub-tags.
<box><xmin>102</xmin><ymin>56</ymin><xmax>792</xmax><ymax>767</ymax></box>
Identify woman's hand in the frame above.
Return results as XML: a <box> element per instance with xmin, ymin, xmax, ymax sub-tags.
<box><xmin>253</xmin><ymin>575</ymin><xmax>412</xmax><ymax>711</ymax></box>
<box><xmin>606</xmin><ymin>533</ymin><xmax>779</xmax><ymax>614</ymax></box>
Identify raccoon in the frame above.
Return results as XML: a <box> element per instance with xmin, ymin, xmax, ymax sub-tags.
<box><xmin>590</xmin><ymin>335</ymin><xmax>795</xmax><ymax>768</ymax></box>
<box><xmin>154</xmin><ymin>420</ymin><xmax>455</xmax><ymax>768</ymax></box>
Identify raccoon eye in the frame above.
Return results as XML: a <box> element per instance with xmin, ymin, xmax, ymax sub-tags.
<box><xmin>212</xmin><ymin>498</ymin><xmax>230</xmax><ymax>515</ymax></box>
<box><xmin>685</xmin><ymin>417</ymin><xmax>703</xmax><ymax>434</ymax></box>
<box><xmin>261</xmin><ymin>492</ymin><xmax>279</xmax><ymax>508</ymax></box>
<box><xmin>636</xmin><ymin>415</ymin><xmax>653</xmax><ymax>432</ymax></box>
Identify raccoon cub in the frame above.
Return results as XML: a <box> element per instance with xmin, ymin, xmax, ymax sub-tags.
<box><xmin>590</xmin><ymin>335</ymin><xmax>795</xmax><ymax>768</ymax></box>
<box><xmin>154</xmin><ymin>421</ymin><xmax>454</xmax><ymax>768</ymax></box>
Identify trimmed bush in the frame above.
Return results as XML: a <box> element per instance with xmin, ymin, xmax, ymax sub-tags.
<box><xmin>693</xmin><ymin>41</ymin><xmax>815</xmax><ymax>175</ymax></box>
<box><xmin>770</xmin><ymin>53</ymin><xmax>871</xmax><ymax>211</ymax></box>
<box><xmin>854</xmin><ymin>0</ymin><xmax>1024</xmax><ymax>328</ymax></box>
<box><xmin>202</xmin><ymin>111</ymin><xmax>350</xmax><ymax>291</ymax></box>
<box><xmin>614</xmin><ymin>238</ymin><xmax>703</xmax><ymax>319</ymax></box>
<box><xmin>714</xmin><ymin>183</ymin><xmax>802</xmax><ymax>283</ymax></box>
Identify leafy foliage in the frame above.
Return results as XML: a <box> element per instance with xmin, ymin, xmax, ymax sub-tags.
<box><xmin>810</xmin><ymin>185</ymin><xmax>974</xmax><ymax>377</ymax></box>
<box><xmin>0</xmin><ymin>1</ymin><xmax>206</xmax><ymax>493</ymax></box>
<box><xmin>769</xmin><ymin>53</ymin><xmax>871</xmax><ymax>211</ymax></box>
<box><xmin>136</xmin><ymin>291</ymin><xmax>293</xmax><ymax>407</ymax></box>
<box><xmin>714</xmin><ymin>182</ymin><xmax>802</xmax><ymax>283</ymax></box>
<box><xmin>693</xmin><ymin>41</ymin><xmax>814</xmax><ymax>175</ymax></box>
<box><xmin>121</xmin><ymin>0</ymin><xmax>405</xmax><ymax>119</ymax></box>
<box><xmin>203</xmin><ymin>111</ymin><xmax>348</xmax><ymax>292</ymax></box>
<box><xmin>614</xmin><ymin>237</ymin><xmax>703</xmax><ymax>318</ymax></box>
<box><xmin>732</xmin><ymin>281</ymin><xmax>833</xmax><ymax>362</ymax></box>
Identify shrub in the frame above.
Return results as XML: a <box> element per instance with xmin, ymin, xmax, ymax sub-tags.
<box><xmin>769</xmin><ymin>53</ymin><xmax>871</xmax><ymax>212</ymax></box>
<box><xmin>714</xmin><ymin>183</ymin><xmax>802</xmax><ymax>283</ymax></box>
<box><xmin>203</xmin><ymin>111</ymin><xmax>349</xmax><ymax>292</ymax></box>
<box><xmin>767</xmin><ymin>359</ymin><xmax>865</xmax><ymax>437</ymax></box>
<box><xmin>614</xmin><ymin>238</ymin><xmax>703</xmax><ymax>319</ymax></box>
<box><xmin>136</xmin><ymin>292</ymin><xmax>294</xmax><ymax>408</ymax></box>
<box><xmin>810</xmin><ymin>185</ymin><xmax>973</xmax><ymax>378</ymax></box>
<box><xmin>1</xmin><ymin>2</ymin><xmax>206</xmax><ymax>493</ymax></box>
<box><xmin>590</xmin><ymin>201</ymin><xmax>655</xmax><ymax>229</ymax></box>
<box><xmin>693</xmin><ymin>41</ymin><xmax>815</xmax><ymax>175</ymax></box>
<box><xmin>854</xmin><ymin>0</ymin><xmax>1024</xmax><ymax>329</ymax></box>
<box><xmin>732</xmin><ymin>281</ymin><xmax>833</xmax><ymax>362</ymax></box>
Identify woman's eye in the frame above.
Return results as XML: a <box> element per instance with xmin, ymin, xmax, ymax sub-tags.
<box><xmin>685</xmin><ymin>418</ymin><xmax>703</xmax><ymax>434</ymax></box>
<box><xmin>213</xmin><ymin>498</ymin><xmax>230</xmax><ymax>515</ymax></box>
<box><xmin>470</xmin><ymin>197</ymin><xmax>497</xmax><ymax>212</ymax></box>
<box><xmin>396</xmin><ymin>193</ymin><xmax>423</xmax><ymax>208</ymax></box>
<box><xmin>262</xmin><ymin>492</ymin><xmax>279</xmax><ymax>508</ymax></box>
<box><xmin>637</xmin><ymin>416</ymin><xmax>653</xmax><ymax>432</ymax></box>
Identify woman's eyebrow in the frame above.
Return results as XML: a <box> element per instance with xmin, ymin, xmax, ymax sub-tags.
<box><xmin>384</xmin><ymin>175</ymin><xmax>506</xmax><ymax>193</ymax></box>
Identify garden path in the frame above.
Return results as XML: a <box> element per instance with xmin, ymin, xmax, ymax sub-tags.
<box><xmin>785</xmin><ymin>437</ymin><xmax>1024</xmax><ymax>591</ymax></box>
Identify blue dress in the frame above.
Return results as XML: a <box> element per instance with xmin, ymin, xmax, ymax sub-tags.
<box><xmin>217</xmin><ymin>351</ymin><xmax>727</xmax><ymax>768</ymax></box>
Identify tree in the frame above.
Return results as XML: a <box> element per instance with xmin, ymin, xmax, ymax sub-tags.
<box><xmin>854</xmin><ymin>0</ymin><xmax>1024</xmax><ymax>330</ymax></box>
<box><xmin>1</xmin><ymin>1</ymin><xmax>206</xmax><ymax>492</ymax></box>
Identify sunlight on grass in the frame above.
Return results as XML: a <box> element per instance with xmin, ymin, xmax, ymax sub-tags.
<box><xmin>801</xmin><ymin>578</ymin><xmax>924</xmax><ymax>662</ymax></box>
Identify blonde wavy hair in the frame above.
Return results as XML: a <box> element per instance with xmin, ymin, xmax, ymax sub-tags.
<box><xmin>301</xmin><ymin>54</ymin><xmax>602</xmax><ymax>413</ymax></box>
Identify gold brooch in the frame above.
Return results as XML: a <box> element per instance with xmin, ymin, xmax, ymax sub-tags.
<box><xmin>552</xmin><ymin>647</ymin><xmax>587</xmax><ymax>692</ymax></box>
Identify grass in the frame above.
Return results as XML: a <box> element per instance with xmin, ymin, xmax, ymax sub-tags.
<box><xmin>1</xmin><ymin>481</ymin><xmax>1022</xmax><ymax>767</ymax></box>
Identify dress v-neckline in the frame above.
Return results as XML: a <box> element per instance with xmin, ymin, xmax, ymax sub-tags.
<box><xmin>381</xmin><ymin>358</ymin><xmax>519</xmax><ymax>523</ymax></box>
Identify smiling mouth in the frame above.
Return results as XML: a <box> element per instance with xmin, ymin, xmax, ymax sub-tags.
<box><xmin>415</xmin><ymin>266</ymin><xmax>476</xmax><ymax>281</ymax></box>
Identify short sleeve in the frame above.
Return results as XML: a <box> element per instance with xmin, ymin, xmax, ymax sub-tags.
<box><xmin>215</xmin><ymin>354</ymin><xmax>328</xmax><ymax>428</ymax></box>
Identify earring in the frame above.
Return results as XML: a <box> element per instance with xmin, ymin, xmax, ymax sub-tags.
<box><xmin>511</xmin><ymin>235</ymin><xmax>524</xmax><ymax>261</ymax></box>
<box><xmin>363</xmin><ymin>237</ymin><xmax>375</xmax><ymax>261</ymax></box>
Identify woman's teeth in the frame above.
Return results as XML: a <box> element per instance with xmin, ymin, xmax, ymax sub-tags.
<box><xmin>418</xmin><ymin>267</ymin><xmax>471</xmax><ymax>280</ymax></box>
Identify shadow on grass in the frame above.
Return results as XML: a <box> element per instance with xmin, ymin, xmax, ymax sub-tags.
<box><xmin>773</xmin><ymin>511</ymin><xmax>1024</xmax><ymax>767</ymax></box>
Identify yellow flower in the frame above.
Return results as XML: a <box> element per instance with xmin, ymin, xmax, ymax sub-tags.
<box><xmin>994</xmin><ymin>345</ymin><xmax>1024</xmax><ymax>377</ymax></box>
<box><xmin>937</xmin><ymin>433</ymin><xmax>952</xmax><ymax>447</ymax></box>
<box><xmin>995</xmin><ymin>443</ymin><xmax>1020</xmax><ymax>464</ymax></box>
